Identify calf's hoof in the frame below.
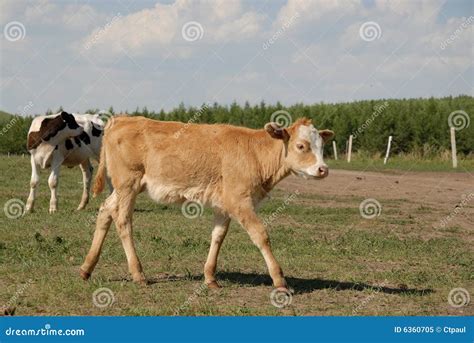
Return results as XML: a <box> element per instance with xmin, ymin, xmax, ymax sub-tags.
<box><xmin>79</xmin><ymin>268</ymin><xmax>91</xmax><ymax>281</ymax></box>
<box><xmin>76</xmin><ymin>205</ymin><xmax>86</xmax><ymax>211</ymax></box>
<box><xmin>49</xmin><ymin>208</ymin><xmax>57</xmax><ymax>214</ymax></box>
<box><xmin>206</xmin><ymin>281</ymin><xmax>221</xmax><ymax>289</ymax></box>
<box><xmin>2</xmin><ymin>306</ymin><xmax>16</xmax><ymax>316</ymax></box>
<box><xmin>132</xmin><ymin>274</ymin><xmax>147</xmax><ymax>286</ymax></box>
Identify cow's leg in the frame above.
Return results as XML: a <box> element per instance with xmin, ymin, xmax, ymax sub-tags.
<box><xmin>25</xmin><ymin>155</ymin><xmax>39</xmax><ymax>213</ymax></box>
<box><xmin>114</xmin><ymin>188</ymin><xmax>145</xmax><ymax>283</ymax></box>
<box><xmin>77</xmin><ymin>159</ymin><xmax>93</xmax><ymax>210</ymax></box>
<box><xmin>80</xmin><ymin>191</ymin><xmax>117</xmax><ymax>280</ymax></box>
<box><xmin>48</xmin><ymin>155</ymin><xmax>63</xmax><ymax>214</ymax></box>
<box><xmin>234</xmin><ymin>205</ymin><xmax>287</xmax><ymax>289</ymax></box>
<box><xmin>204</xmin><ymin>211</ymin><xmax>231</xmax><ymax>288</ymax></box>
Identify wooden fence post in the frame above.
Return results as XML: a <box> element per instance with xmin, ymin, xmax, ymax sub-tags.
<box><xmin>347</xmin><ymin>135</ymin><xmax>353</xmax><ymax>163</ymax></box>
<box><xmin>384</xmin><ymin>136</ymin><xmax>393</xmax><ymax>165</ymax></box>
<box><xmin>450</xmin><ymin>127</ymin><xmax>457</xmax><ymax>168</ymax></box>
<box><xmin>332</xmin><ymin>141</ymin><xmax>338</xmax><ymax>160</ymax></box>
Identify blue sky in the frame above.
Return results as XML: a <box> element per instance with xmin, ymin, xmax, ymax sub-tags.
<box><xmin>1</xmin><ymin>0</ymin><xmax>472</xmax><ymax>115</ymax></box>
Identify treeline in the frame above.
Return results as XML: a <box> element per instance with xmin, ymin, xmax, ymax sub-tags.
<box><xmin>0</xmin><ymin>96</ymin><xmax>473</xmax><ymax>156</ymax></box>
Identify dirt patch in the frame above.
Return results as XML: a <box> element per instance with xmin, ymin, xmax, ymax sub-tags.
<box><xmin>279</xmin><ymin>170</ymin><xmax>473</xmax><ymax>208</ymax></box>
<box><xmin>277</xmin><ymin>170</ymin><xmax>474</xmax><ymax>242</ymax></box>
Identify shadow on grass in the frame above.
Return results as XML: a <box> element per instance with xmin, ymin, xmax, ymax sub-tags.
<box><xmin>217</xmin><ymin>272</ymin><xmax>433</xmax><ymax>296</ymax></box>
<box><xmin>111</xmin><ymin>271</ymin><xmax>432</xmax><ymax>296</ymax></box>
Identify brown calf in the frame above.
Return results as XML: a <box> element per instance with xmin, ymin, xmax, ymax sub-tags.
<box><xmin>80</xmin><ymin>117</ymin><xmax>334</xmax><ymax>290</ymax></box>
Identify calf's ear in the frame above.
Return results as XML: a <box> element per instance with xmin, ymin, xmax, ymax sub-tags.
<box><xmin>319</xmin><ymin>129</ymin><xmax>334</xmax><ymax>143</ymax></box>
<box><xmin>264</xmin><ymin>122</ymin><xmax>290</xmax><ymax>141</ymax></box>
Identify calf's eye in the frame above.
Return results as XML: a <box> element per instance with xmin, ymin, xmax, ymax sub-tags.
<box><xmin>296</xmin><ymin>143</ymin><xmax>305</xmax><ymax>151</ymax></box>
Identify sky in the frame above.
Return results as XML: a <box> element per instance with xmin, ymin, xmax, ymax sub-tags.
<box><xmin>0</xmin><ymin>0</ymin><xmax>473</xmax><ymax>115</ymax></box>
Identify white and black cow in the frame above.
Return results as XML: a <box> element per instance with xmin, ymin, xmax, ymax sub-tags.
<box><xmin>25</xmin><ymin>111</ymin><xmax>105</xmax><ymax>213</ymax></box>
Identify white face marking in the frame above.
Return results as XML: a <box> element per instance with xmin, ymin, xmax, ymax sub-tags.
<box><xmin>297</xmin><ymin>125</ymin><xmax>327</xmax><ymax>177</ymax></box>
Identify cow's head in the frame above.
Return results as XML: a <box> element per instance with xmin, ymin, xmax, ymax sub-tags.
<box><xmin>39</xmin><ymin>111</ymin><xmax>83</xmax><ymax>142</ymax></box>
<box><xmin>265</xmin><ymin>118</ymin><xmax>334</xmax><ymax>179</ymax></box>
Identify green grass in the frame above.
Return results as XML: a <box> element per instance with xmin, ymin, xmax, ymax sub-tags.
<box><xmin>329</xmin><ymin>154</ymin><xmax>474</xmax><ymax>172</ymax></box>
<box><xmin>0</xmin><ymin>155</ymin><xmax>472</xmax><ymax>316</ymax></box>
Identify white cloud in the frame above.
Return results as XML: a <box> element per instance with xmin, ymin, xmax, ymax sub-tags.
<box><xmin>275</xmin><ymin>0</ymin><xmax>361</xmax><ymax>28</ymax></box>
<box><xmin>78</xmin><ymin>0</ymin><xmax>265</xmax><ymax>59</ymax></box>
<box><xmin>22</xmin><ymin>0</ymin><xmax>100</xmax><ymax>29</ymax></box>
<box><xmin>374</xmin><ymin>0</ymin><xmax>443</xmax><ymax>22</ymax></box>
<box><xmin>0</xmin><ymin>0</ymin><xmax>472</xmax><ymax>114</ymax></box>
<box><xmin>210</xmin><ymin>0</ymin><xmax>242</xmax><ymax>20</ymax></box>
<box><xmin>0</xmin><ymin>1</ymin><xmax>26</xmax><ymax>25</ymax></box>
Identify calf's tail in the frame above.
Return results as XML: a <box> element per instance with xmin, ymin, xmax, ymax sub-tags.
<box><xmin>92</xmin><ymin>144</ymin><xmax>106</xmax><ymax>197</ymax></box>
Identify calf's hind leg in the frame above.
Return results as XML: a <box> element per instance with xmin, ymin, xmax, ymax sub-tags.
<box><xmin>80</xmin><ymin>191</ymin><xmax>117</xmax><ymax>280</ymax></box>
<box><xmin>204</xmin><ymin>211</ymin><xmax>231</xmax><ymax>288</ymax></box>
<box><xmin>114</xmin><ymin>188</ymin><xmax>145</xmax><ymax>284</ymax></box>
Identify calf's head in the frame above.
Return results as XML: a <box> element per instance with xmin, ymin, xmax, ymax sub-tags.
<box><xmin>265</xmin><ymin>118</ymin><xmax>334</xmax><ymax>179</ymax></box>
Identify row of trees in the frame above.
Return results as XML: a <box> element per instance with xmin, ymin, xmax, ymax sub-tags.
<box><xmin>0</xmin><ymin>95</ymin><xmax>472</xmax><ymax>156</ymax></box>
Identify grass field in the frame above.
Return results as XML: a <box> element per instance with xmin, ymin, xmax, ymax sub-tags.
<box><xmin>0</xmin><ymin>155</ymin><xmax>473</xmax><ymax>316</ymax></box>
<box><xmin>330</xmin><ymin>154</ymin><xmax>474</xmax><ymax>173</ymax></box>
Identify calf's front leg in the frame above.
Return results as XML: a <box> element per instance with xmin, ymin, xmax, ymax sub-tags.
<box><xmin>233</xmin><ymin>205</ymin><xmax>287</xmax><ymax>289</ymax></box>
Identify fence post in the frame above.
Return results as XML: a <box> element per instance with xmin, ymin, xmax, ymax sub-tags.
<box><xmin>332</xmin><ymin>141</ymin><xmax>338</xmax><ymax>160</ymax></box>
<box><xmin>450</xmin><ymin>127</ymin><xmax>457</xmax><ymax>168</ymax></box>
<box><xmin>383</xmin><ymin>136</ymin><xmax>393</xmax><ymax>165</ymax></box>
<box><xmin>347</xmin><ymin>135</ymin><xmax>353</xmax><ymax>163</ymax></box>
